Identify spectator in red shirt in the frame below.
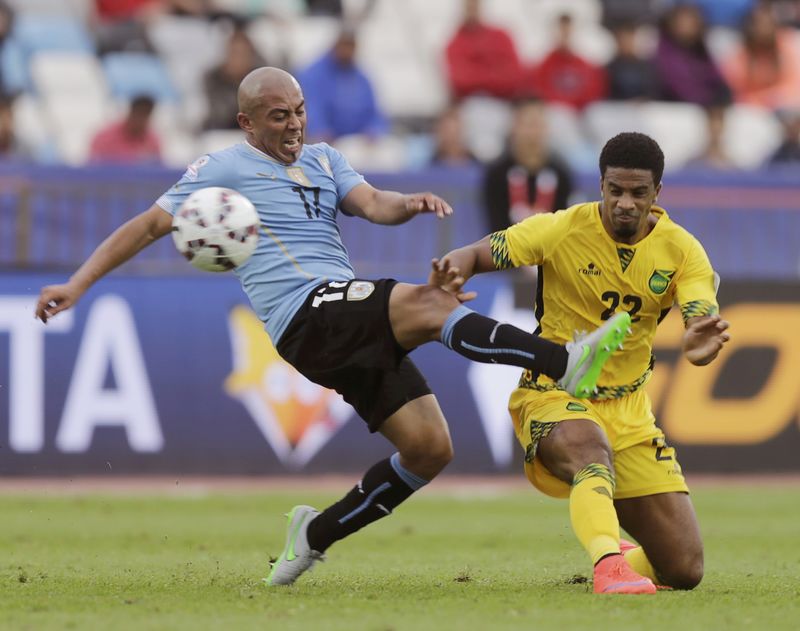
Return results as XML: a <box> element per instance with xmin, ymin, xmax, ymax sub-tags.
<box><xmin>89</xmin><ymin>95</ymin><xmax>162</xmax><ymax>164</ymax></box>
<box><xmin>445</xmin><ymin>0</ymin><xmax>522</xmax><ymax>101</ymax></box>
<box><xmin>526</xmin><ymin>13</ymin><xmax>607</xmax><ymax>110</ymax></box>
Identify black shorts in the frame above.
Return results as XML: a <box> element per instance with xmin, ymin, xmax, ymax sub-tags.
<box><xmin>276</xmin><ymin>278</ymin><xmax>432</xmax><ymax>432</ymax></box>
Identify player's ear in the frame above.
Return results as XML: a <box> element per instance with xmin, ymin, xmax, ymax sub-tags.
<box><xmin>237</xmin><ymin>112</ymin><xmax>252</xmax><ymax>133</ymax></box>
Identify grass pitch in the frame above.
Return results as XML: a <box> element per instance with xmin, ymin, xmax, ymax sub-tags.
<box><xmin>1</xmin><ymin>482</ymin><xmax>798</xmax><ymax>631</ymax></box>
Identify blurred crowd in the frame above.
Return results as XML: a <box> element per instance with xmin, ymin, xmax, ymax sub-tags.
<box><xmin>0</xmin><ymin>0</ymin><xmax>799</xmax><ymax>226</ymax></box>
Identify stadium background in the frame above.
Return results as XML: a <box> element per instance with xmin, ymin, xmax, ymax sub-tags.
<box><xmin>0</xmin><ymin>0</ymin><xmax>799</xmax><ymax>477</ymax></box>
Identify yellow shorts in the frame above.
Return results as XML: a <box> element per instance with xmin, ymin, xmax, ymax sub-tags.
<box><xmin>509</xmin><ymin>386</ymin><xmax>688</xmax><ymax>500</ymax></box>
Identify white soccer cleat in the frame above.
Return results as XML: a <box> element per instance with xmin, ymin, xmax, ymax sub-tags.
<box><xmin>265</xmin><ymin>505</ymin><xmax>324</xmax><ymax>586</ymax></box>
<box><xmin>558</xmin><ymin>312</ymin><xmax>632</xmax><ymax>398</ymax></box>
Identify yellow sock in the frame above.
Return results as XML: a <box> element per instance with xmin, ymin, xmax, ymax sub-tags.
<box><xmin>569</xmin><ymin>463</ymin><xmax>620</xmax><ymax>565</ymax></box>
<box><xmin>623</xmin><ymin>546</ymin><xmax>658</xmax><ymax>583</ymax></box>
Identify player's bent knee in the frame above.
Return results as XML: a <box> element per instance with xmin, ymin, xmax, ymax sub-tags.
<box><xmin>539</xmin><ymin>421</ymin><xmax>614</xmax><ymax>483</ymax></box>
<box><xmin>663</xmin><ymin>553</ymin><xmax>704</xmax><ymax>590</ymax></box>
<box><xmin>399</xmin><ymin>428</ymin><xmax>453</xmax><ymax>475</ymax></box>
<box><xmin>420</xmin><ymin>430</ymin><xmax>454</xmax><ymax>470</ymax></box>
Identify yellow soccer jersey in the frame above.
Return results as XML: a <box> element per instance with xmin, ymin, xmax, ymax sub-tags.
<box><xmin>491</xmin><ymin>202</ymin><xmax>718</xmax><ymax>395</ymax></box>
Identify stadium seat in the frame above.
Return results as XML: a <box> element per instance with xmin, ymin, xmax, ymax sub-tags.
<box><xmin>332</xmin><ymin>134</ymin><xmax>409</xmax><ymax>172</ymax></box>
<box><xmin>30</xmin><ymin>52</ymin><xmax>107</xmax><ymax>101</ymax></box>
<box><xmin>160</xmin><ymin>133</ymin><xmax>197</xmax><ymax>169</ymax></box>
<box><xmin>544</xmin><ymin>103</ymin><xmax>596</xmax><ymax>171</ymax></box>
<box><xmin>723</xmin><ymin>104</ymin><xmax>783</xmax><ymax>169</ymax></box>
<box><xmin>0</xmin><ymin>36</ymin><xmax>27</xmax><ymax>95</ymax></box>
<box><xmin>460</xmin><ymin>96</ymin><xmax>514</xmax><ymax>163</ymax></box>
<box><xmin>538</xmin><ymin>0</ymin><xmax>603</xmax><ymax>23</ymax></box>
<box><xmin>585</xmin><ymin>101</ymin><xmax>708</xmax><ymax>170</ymax></box>
<box><xmin>146</xmin><ymin>17</ymin><xmax>227</xmax><ymax>108</ymax></box>
<box><xmin>247</xmin><ymin>17</ymin><xmax>289</xmax><ymax>68</ymax></box>
<box><xmin>584</xmin><ymin>102</ymin><xmax>644</xmax><ymax>146</ymax></box>
<box><xmin>11</xmin><ymin>14</ymin><xmax>94</xmax><ymax>56</ymax></box>
<box><xmin>5</xmin><ymin>0</ymin><xmax>91</xmax><ymax>18</ymax></box>
<box><xmin>496</xmin><ymin>0</ymin><xmax>608</xmax><ymax>63</ymax></box>
<box><xmin>11</xmin><ymin>94</ymin><xmax>54</xmax><ymax>160</ymax></box>
<box><xmin>367</xmin><ymin>60</ymin><xmax>447</xmax><ymax>120</ymax></box>
<box><xmin>285</xmin><ymin>17</ymin><xmax>340</xmax><ymax>71</ymax></box>
<box><xmin>43</xmin><ymin>95</ymin><xmax>110</xmax><ymax>165</ymax></box>
<box><xmin>707</xmin><ymin>26</ymin><xmax>741</xmax><ymax>65</ymax></box>
<box><xmin>147</xmin><ymin>16</ymin><xmax>227</xmax><ymax>78</ymax></box>
<box><xmin>151</xmin><ymin>102</ymin><xmax>197</xmax><ymax>168</ymax></box>
<box><xmin>213</xmin><ymin>0</ymin><xmax>304</xmax><ymax>19</ymax></box>
<box><xmin>103</xmin><ymin>52</ymin><xmax>179</xmax><ymax>102</ymax></box>
<box><xmin>199</xmin><ymin>129</ymin><xmax>246</xmax><ymax>155</ymax></box>
<box><xmin>405</xmin><ymin>0</ymin><xmax>461</xmax><ymax>57</ymax></box>
<box><xmin>358</xmin><ymin>15</ymin><xmax>447</xmax><ymax>119</ymax></box>
<box><xmin>641</xmin><ymin>102</ymin><xmax>707</xmax><ymax>169</ymax></box>
<box><xmin>569</xmin><ymin>20</ymin><xmax>616</xmax><ymax>65</ymax></box>
<box><xmin>341</xmin><ymin>0</ymin><xmax>379</xmax><ymax>21</ymax></box>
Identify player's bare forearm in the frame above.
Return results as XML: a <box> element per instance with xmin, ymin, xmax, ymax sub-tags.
<box><xmin>342</xmin><ymin>183</ymin><xmax>453</xmax><ymax>224</ymax></box>
<box><xmin>682</xmin><ymin>314</ymin><xmax>731</xmax><ymax>366</ymax></box>
<box><xmin>71</xmin><ymin>206</ymin><xmax>172</xmax><ymax>288</ymax></box>
<box><xmin>36</xmin><ymin>205</ymin><xmax>172</xmax><ymax>322</ymax></box>
<box><xmin>437</xmin><ymin>236</ymin><xmax>496</xmax><ymax>280</ymax></box>
<box><xmin>366</xmin><ymin>189</ymin><xmax>416</xmax><ymax>224</ymax></box>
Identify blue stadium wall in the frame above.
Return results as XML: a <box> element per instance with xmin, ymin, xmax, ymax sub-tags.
<box><xmin>1</xmin><ymin>165</ymin><xmax>799</xmax><ymax>475</ymax></box>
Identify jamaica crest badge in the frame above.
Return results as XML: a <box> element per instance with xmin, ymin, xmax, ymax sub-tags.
<box><xmin>648</xmin><ymin>269</ymin><xmax>675</xmax><ymax>294</ymax></box>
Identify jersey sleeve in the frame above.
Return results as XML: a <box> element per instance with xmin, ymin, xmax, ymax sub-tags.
<box><xmin>676</xmin><ymin>237</ymin><xmax>719</xmax><ymax>322</ymax></box>
<box><xmin>324</xmin><ymin>144</ymin><xmax>366</xmax><ymax>203</ymax></box>
<box><xmin>491</xmin><ymin>210</ymin><xmax>565</xmax><ymax>269</ymax></box>
<box><xmin>154</xmin><ymin>153</ymin><xmax>236</xmax><ymax>215</ymax></box>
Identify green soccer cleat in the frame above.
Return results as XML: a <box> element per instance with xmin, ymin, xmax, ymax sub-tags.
<box><xmin>558</xmin><ymin>311</ymin><xmax>632</xmax><ymax>399</ymax></box>
<box><xmin>265</xmin><ymin>505</ymin><xmax>324</xmax><ymax>586</ymax></box>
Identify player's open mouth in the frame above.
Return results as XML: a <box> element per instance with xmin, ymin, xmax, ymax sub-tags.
<box><xmin>284</xmin><ymin>138</ymin><xmax>300</xmax><ymax>149</ymax></box>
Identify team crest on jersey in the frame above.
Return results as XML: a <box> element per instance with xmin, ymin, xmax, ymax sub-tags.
<box><xmin>648</xmin><ymin>269</ymin><xmax>675</xmax><ymax>294</ymax></box>
<box><xmin>347</xmin><ymin>281</ymin><xmax>375</xmax><ymax>301</ymax></box>
<box><xmin>224</xmin><ymin>305</ymin><xmax>352</xmax><ymax>468</ymax></box>
<box><xmin>286</xmin><ymin>166</ymin><xmax>313</xmax><ymax>187</ymax></box>
<box><xmin>185</xmin><ymin>155</ymin><xmax>209</xmax><ymax>181</ymax></box>
<box><xmin>317</xmin><ymin>155</ymin><xmax>333</xmax><ymax>177</ymax></box>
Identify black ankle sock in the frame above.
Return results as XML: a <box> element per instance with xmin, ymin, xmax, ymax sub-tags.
<box><xmin>443</xmin><ymin>309</ymin><xmax>568</xmax><ymax>379</ymax></box>
<box><xmin>306</xmin><ymin>456</ymin><xmax>424</xmax><ymax>553</ymax></box>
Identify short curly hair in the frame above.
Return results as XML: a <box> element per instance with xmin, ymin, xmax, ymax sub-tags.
<box><xmin>599</xmin><ymin>132</ymin><xmax>665</xmax><ymax>185</ymax></box>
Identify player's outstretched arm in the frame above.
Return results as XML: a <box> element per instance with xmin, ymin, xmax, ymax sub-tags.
<box><xmin>340</xmin><ymin>183</ymin><xmax>452</xmax><ymax>225</ymax></box>
<box><xmin>682</xmin><ymin>314</ymin><xmax>731</xmax><ymax>366</ymax></box>
<box><xmin>428</xmin><ymin>235</ymin><xmax>497</xmax><ymax>302</ymax></box>
<box><xmin>36</xmin><ymin>204</ymin><xmax>173</xmax><ymax>323</ymax></box>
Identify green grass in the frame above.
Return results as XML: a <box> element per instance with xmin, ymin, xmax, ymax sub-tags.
<box><xmin>1</xmin><ymin>485</ymin><xmax>798</xmax><ymax>631</ymax></box>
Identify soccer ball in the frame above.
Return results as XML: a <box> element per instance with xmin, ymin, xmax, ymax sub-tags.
<box><xmin>172</xmin><ymin>187</ymin><xmax>260</xmax><ymax>272</ymax></box>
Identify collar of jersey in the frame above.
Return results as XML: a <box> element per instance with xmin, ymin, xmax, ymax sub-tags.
<box><xmin>593</xmin><ymin>202</ymin><xmax>669</xmax><ymax>249</ymax></box>
<box><xmin>244</xmin><ymin>140</ymin><xmax>305</xmax><ymax>165</ymax></box>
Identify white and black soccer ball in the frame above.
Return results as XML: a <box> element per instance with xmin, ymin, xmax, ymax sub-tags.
<box><xmin>172</xmin><ymin>187</ymin><xmax>260</xmax><ymax>272</ymax></box>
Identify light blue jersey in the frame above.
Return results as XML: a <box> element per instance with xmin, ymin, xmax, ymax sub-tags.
<box><xmin>156</xmin><ymin>141</ymin><xmax>365</xmax><ymax>343</ymax></box>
